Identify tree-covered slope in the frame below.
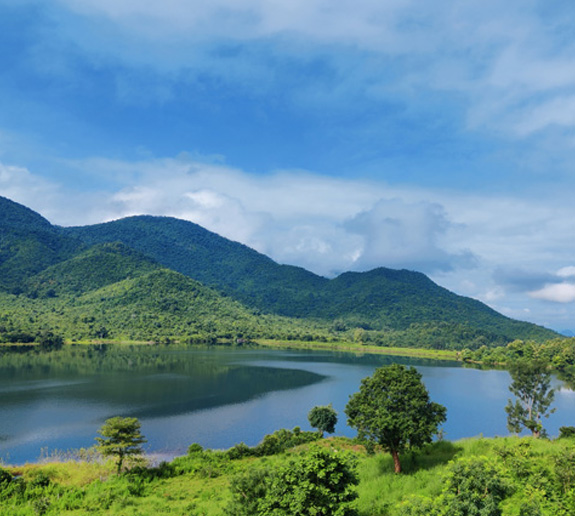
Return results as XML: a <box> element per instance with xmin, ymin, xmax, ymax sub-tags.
<box><xmin>63</xmin><ymin>215</ymin><xmax>556</xmax><ymax>342</ymax></box>
<box><xmin>0</xmin><ymin>197</ymin><xmax>82</xmax><ymax>292</ymax></box>
<box><xmin>0</xmin><ymin>196</ymin><xmax>557</xmax><ymax>345</ymax></box>
<box><xmin>23</xmin><ymin>242</ymin><xmax>159</xmax><ymax>298</ymax></box>
<box><xmin>0</xmin><ymin>266</ymin><xmax>326</xmax><ymax>343</ymax></box>
<box><xmin>62</xmin><ymin>215</ymin><xmax>327</xmax><ymax>314</ymax></box>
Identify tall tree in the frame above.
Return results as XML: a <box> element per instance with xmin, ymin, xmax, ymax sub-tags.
<box><xmin>505</xmin><ymin>359</ymin><xmax>555</xmax><ymax>438</ymax></box>
<box><xmin>308</xmin><ymin>404</ymin><xmax>338</xmax><ymax>437</ymax></box>
<box><xmin>95</xmin><ymin>416</ymin><xmax>147</xmax><ymax>474</ymax></box>
<box><xmin>345</xmin><ymin>364</ymin><xmax>446</xmax><ymax>473</ymax></box>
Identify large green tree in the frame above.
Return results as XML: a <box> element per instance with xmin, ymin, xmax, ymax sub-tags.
<box><xmin>95</xmin><ymin>416</ymin><xmax>147</xmax><ymax>474</ymax></box>
<box><xmin>308</xmin><ymin>404</ymin><xmax>338</xmax><ymax>437</ymax></box>
<box><xmin>505</xmin><ymin>359</ymin><xmax>555</xmax><ymax>438</ymax></box>
<box><xmin>345</xmin><ymin>364</ymin><xmax>446</xmax><ymax>473</ymax></box>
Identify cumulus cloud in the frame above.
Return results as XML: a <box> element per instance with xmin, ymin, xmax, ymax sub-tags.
<box><xmin>343</xmin><ymin>199</ymin><xmax>475</xmax><ymax>273</ymax></box>
<box><xmin>530</xmin><ymin>283</ymin><xmax>575</xmax><ymax>304</ymax></box>
<box><xmin>492</xmin><ymin>265</ymin><xmax>575</xmax><ymax>305</ymax></box>
<box><xmin>0</xmin><ymin>163</ymin><xmax>63</xmax><ymax>221</ymax></box>
<box><xmin>558</xmin><ymin>266</ymin><xmax>575</xmax><ymax>278</ymax></box>
<box><xmin>493</xmin><ymin>268</ymin><xmax>558</xmax><ymax>293</ymax></box>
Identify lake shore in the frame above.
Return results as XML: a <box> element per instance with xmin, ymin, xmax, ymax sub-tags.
<box><xmin>253</xmin><ymin>338</ymin><xmax>461</xmax><ymax>361</ymax></box>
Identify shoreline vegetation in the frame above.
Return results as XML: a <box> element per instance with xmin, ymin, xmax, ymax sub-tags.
<box><xmin>3</xmin><ymin>334</ymin><xmax>575</xmax><ymax>370</ymax></box>
<box><xmin>3</xmin><ymin>432</ymin><xmax>575</xmax><ymax>515</ymax></box>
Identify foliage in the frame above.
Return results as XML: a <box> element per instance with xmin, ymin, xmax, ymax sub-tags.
<box><xmin>226</xmin><ymin>468</ymin><xmax>273</xmax><ymax>516</ymax></box>
<box><xmin>95</xmin><ymin>417</ymin><xmax>147</xmax><ymax>474</ymax></box>
<box><xmin>227</xmin><ymin>447</ymin><xmax>358</xmax><ymax>516</ymax></box>
<box><xmin>3</xmin><ymin>435</ymin><xmax>575</xmax><ymax>515</ymax></box>
<box><xmin>558</xmin><ymin>426</ymin><xmax>575</xmax><ymax>439</ymax></box>
<box><xmin>226</xmin><ymin>427</ymin><xmax>321</xmax><ymax>459</ymax></box>
<box><xmin>398</xmin><ymin>457</ymin><xmax>509</xmax><ymax>516</ymax></box>
<box><xmin>505</xmin><ymin>359</ymin><xmax>555</xmax><ymax>438</ymax></box>
<box><xmin>439</xmin><ymin>457</ymin><xmax>509</xmax><ymax>515</ymax></box>
<box><xmin>308</xmin><ymin>404</ymin><xmax>338</xmax><ymax>436</ymax></box>
<box><xmin>0</xmin><ymin>467</ymin><xmax>13</xmax><ymax>486</ymax></box>
<box><xmin>345</xmin><ymin>364</ymin><xmax>447</xmax><ymax>473</ymax></box>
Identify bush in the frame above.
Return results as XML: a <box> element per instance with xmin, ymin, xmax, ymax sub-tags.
<box><xmin>187</xmin><ymin>443</ymin><xmax>204</xmax><ymax>454</ymax></box>
<box><xmin>0</xmin><ymin>468</ymin><xmax>12</xmax><ymax>487</ymax></box>
<box><xmin>226</xmin><ymin>442</ymin><xmax>253</xmax><ymax>460</ymax></box>
<box><xmin>559</xmin><ymin>426</ymin><xmax>575</xmax><ymax>439</ymax></box>
<box><xmin>227</xmin><ymin>447</ymin><xmax>358</xmax><ymax>516</ymax></box>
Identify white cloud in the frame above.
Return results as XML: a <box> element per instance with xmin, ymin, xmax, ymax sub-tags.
<box><xmin>558</xmin><ymin>266</ymin><xmax>575</xmax><ymax>278</ymax></box>
<box><xmin>343</xmin><ymin>198</ymin><xmax>474</xmax><ymax>272</ymax></box>
<box><xmin>0</xmin><ymin>163</ymin><xmax>62</xmax><ymax>221</ymax></box>
<box><xmin>530</xmin><ymin>283</ymin><xmax>575</xmax><ymax>304</ymax></box>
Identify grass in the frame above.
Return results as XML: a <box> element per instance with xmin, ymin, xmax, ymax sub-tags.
<box><xmin>3</xmin><ymin>435</ymin><xmax>573</xmax><ymax>515</ymax></box>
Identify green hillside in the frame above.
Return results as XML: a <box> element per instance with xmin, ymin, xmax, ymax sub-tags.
<box><xmin>63</xmin><ymin>214</ymin><xmax>555</xmax><ymax>343</ymax></box>
<box><xmin>23</xmin><ymin>242</ymin><xmax>159</xmax><ymax>298</ymax></box>
<box><xmin>0</xmin><ymin>197</ymin><xmax>82</xmax><ymax>292</ymax></box>
<box><xmin>0</xmin><ymin>195</ymin><xmax>557</xmax><ymax>347</ymax></box>
<box><xmin>0</xmin><ymin>268</ymin><xmax>329</xmax><ymax>344</ymax></box>
<box><xmin>62</xmin><ymin>215</ymin><xmax>326</xmax><ymax>313</ymax></box>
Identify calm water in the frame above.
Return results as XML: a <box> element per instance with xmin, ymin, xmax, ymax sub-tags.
<box><xmin>1</xmin><ymin>346</ymin><xmax>574</xmax><ymax>465</ymax></box>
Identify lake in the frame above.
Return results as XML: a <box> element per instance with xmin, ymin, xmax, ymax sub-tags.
<box><xmin>1</xmin><ymin>346</ymin><xmax>573</xmax><ymax>465</ymax></box>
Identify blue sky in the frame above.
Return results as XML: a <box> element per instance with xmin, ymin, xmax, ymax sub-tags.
<box><xmin>2</xmin><ymin>0</ymin><xmax>575</xmax><ymax>331</ymax></box>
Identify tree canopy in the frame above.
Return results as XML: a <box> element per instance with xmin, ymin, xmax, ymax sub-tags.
<box><xmin>95</xmin><ymin>416</ymin><xmax>147</xmax><ymax>474</ymax></box>
<box><xmin>345</xmin><ymin>364</ymin><xmax>446</xmax><ymax>473</ymax></box>
<box><xmin>308</xmin><ymin>404</ymin><xmax>338</xmax><ymax>437</ymax></box>
<box><xmin>505</xmin><ymin>359</ymin><xmax>555</xmax><ymax>438</ymax></box>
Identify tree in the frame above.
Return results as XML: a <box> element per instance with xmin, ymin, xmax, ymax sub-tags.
<box><xmin>505</xmin><ymin>359</ymin><xmax>555</xmax><ymax>438</ymax></box>
<box><xmin>95</xmin><ymin>416</ymin><xmax>147</xmax><ymax>474</ymax></box>
<box><xmin>345</xmin><ymin>364</ymin><xmax>446</xmax><ymax>473</ymax></box>
<box><xmin>308</xmin><ymin>404</ymin><xmax>338</xmax><ymax>437</ymax></box>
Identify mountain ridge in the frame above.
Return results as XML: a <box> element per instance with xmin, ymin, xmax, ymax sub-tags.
<box><xmin>0</xmin><ymin>196</ymin><xmax>557</xmax><ymax>346</ymax></box>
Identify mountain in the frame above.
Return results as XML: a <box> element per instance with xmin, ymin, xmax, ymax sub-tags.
<box><xmin>62</xmin><ymin>215</ymin><xmax>326</xmax><ymax>314</ymax></box>
<box><xmin>0</xmin><ymin>197</ymin><xmax>82</xmax><ymax>292</ymax></box>
<box><xmin>0</xmin><ymin>196</ymin><xmax>557</xmax><ymax>347</ymax></box>
<box><xmin>63</xmin><ymin>214</ymin><xmax>555</xmax><ymax>342</ymax></box>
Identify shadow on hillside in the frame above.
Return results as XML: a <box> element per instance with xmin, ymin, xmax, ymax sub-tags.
<box><xmin>378</xmin><ymin>441</ymin><xmax>462</xmax><ymax>475</ymax></box>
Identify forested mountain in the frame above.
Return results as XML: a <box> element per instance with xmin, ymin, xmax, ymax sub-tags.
<box><xmin>63</xmin><ymin>213</ymin><xmax>554</xmax><ymax>342</ymax></box>
<box><xmin>0</xmin><ymin>197</ymin><xmax>82</xmax><ymax>291</ymax></box>
<box><xmin>0</xmin><ymin>196</ymin><xmax>557</xmax><ymax>347</ymax></box>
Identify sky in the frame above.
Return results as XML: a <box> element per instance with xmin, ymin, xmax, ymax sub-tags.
<box><xmin>1</xmin><ymin>0</ymin><xmax>575</xmax><ymax>332</ymax></box>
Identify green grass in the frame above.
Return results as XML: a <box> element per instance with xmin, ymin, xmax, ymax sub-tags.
<box><xmin>3</xmin><ymin>435</ymin><xmax>575</xmax><ymax>515</ymax></box>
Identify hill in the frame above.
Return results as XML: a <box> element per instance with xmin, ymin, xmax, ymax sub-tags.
<box><xmin>63</xmin><ymin>214</ymin><xmax>555</xmax><ymax>343</ymax></box>
<box><xmin>0</xmin><ymin>195</ymin><xmax>557</xmax><ymax>347</ymax></box>
<box><xmin>0</xmin><ymin>197</ymin><xmax>82</xmax><ymax>292</ymax></box>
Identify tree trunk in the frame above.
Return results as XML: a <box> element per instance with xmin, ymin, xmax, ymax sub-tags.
<box><xmin>391</xmin><ymin>449</ymin><xmax>402</xmax><ymax>474</ymax></box>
